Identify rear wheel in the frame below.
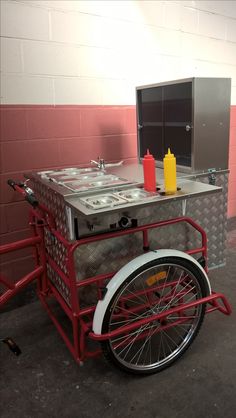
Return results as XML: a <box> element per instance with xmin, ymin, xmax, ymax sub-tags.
<box><xmin>101</xmin><ymin>256</ymin><xmax>209</xmax><ymax>374</ymax></box>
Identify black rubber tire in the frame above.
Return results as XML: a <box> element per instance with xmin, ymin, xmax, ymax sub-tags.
<box><xmin>101</xmin><ymin>256</ymin><xmax>210</xmax><ymax>375</ymax></box>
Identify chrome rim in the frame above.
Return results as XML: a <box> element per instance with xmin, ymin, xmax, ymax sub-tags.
<box><xmin>107</xmin><ymin>263</ymin><xmax>203</xmax><ymax>371</ymax></box>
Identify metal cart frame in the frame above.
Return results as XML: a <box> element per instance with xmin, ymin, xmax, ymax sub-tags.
<box><xmin>0</xmin><ymin>181</ymin><xmax>232</xmax><ymax>367</ymax></box>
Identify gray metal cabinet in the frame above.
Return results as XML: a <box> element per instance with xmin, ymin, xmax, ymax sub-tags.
<box><xmin>136</xmin><ymin>77</ymin><xmax>231</xmax><ymax>173</ymax></box>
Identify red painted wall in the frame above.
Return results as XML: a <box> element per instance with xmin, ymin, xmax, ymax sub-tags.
<box><xmin>0</xmin><ymin>105</ymin><xmax>138</xmax><ymax>281</ymax></box>
<box><xmin>0</xmin><ymin>104</ymin><xmax>235</xmax><ymax>282</ymax></box>
<box><xmin>228</xmin><ymin>105</ymin><xmax>236</xmax><ymax>218</ymax></box>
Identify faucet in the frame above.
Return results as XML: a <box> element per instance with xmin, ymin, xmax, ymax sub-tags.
<box><xmin>90</xmin><ymin>157</ymin><xmax>106</xmax><ymax>170</ymax></box>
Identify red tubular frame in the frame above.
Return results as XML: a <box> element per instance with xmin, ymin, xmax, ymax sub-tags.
<box><xmin>89</xmin><ymin>293</ymin><xmax>232</xmax><ymax>341</ymax></box>
<box><xmin>0</xmin><ymin>183</ymin><xmax>232</xmax><ymax>366</ymax></box>
<box><xmin>0</xmin><ymin>235</ymin><xmax>44</xmax><ymax>306</ymax></box>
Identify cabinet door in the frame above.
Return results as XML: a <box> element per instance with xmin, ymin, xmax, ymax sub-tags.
<box><xmin>137</xmin><ymin>87</ymin><xmax>164</xmax><ymax>160</ymax></box>
<box><xmin>164</xmin><ymin>82</ymin><xmax>192</xmax><ymax>167</ymax></box>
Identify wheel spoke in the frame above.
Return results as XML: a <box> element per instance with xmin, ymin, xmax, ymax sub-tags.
<box><xmin>155</xmin><ymin>266</ymin><xmax>171</xmax><ymax>312</ymax></box>
<box><xmin>162</xmin><ymin>329</ymin><xmax>172</xmax><ymax>354</ymax></box>
<box><xmin>125</xmin><ymin>287</ymin><xmax>151</xmax><ymax>306</ymax></box>
<box><xmin>158</xmin><ymin>282</ymin><xmax>196</xmax><ymax>314</ymax></box>
<box><xmin>129</xmin><ymin>321</ymin><xmax>162</xmax><ymax>364</ymax></box>
<box><xmin>116</xmin><ymin>322</ymin><xmax>152</xmax><ymax>359</ymax></box>
<box><xmin>109</xmin><ymin>302</ymin><xmax>155</xmax><ymax>328</ymax></box>
<box><xmin>161</xmin><ymin>328</ymin><xmax>180</xmax><ymax>348</ymax></box>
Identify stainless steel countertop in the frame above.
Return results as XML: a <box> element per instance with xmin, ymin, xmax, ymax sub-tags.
<box><xmin>106</xmin><ymin>161</ymin><xmax>228</xmax><ymax>182</ymax></box>
<box><xmin>27</xmin><ymin>161</ymin><xmax>223</xmax><ymax>217</ymax></box>
<box><xmin>65</xmin><ymin>179</ymin><xmax>222</xmax><ymax>216</ymax></box>
<box><xmin>65</xmin><ymin>178</ymin><xmax>222</xmax><ymax>217</ymax></box>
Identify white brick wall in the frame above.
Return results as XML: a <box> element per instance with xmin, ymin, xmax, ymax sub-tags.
<box><xmin>23</xmin><ymin>41</ymin><xmax>81</xmax><ymax>76</ymax></box>
<box><xmin>0</xmin><ymin>38</ymin><xmax>22</xmax><ymax>73</ymax></box>
<box><xmin>0</xmin><ymin>0</ymin><xmax>50</xmax><ymax>40</ymax></box>
<box><xmin>1</xmin><ymin>0</ymin><xmax>236</xmax><ymax>104</ymax></box>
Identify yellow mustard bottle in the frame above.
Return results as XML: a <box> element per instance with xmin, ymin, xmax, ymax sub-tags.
<box><xmin>163</xmin><ymin>148</ymin><xmax>177</xmax><ymax>194</ymax></box>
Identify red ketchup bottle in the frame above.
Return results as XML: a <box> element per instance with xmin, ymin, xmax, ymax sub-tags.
<box><xmin>143</xmin><ymin>149</ymin><xmax>156</xmax><ymax>192</ymax></box>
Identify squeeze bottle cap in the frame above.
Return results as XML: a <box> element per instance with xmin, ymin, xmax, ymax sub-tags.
<box><xmin>165</xmin><ymin>148</ymin><xmax>174</xmax><ymax>158</ymax></box>
<box><xmin>144</xmin><ymin>149</ymin><xmax>153</xmax><ymax>159</ymax></box>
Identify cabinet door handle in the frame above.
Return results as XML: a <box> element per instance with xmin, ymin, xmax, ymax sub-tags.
<box><xmin>185</xmin><ymin>124</ymin><xmax>192</xmax><ymax>132</ymax></box>
<box><xmin>138</xmin><ymin>124</ymin><xmax>143</xmax><ymax>130</ymax></box>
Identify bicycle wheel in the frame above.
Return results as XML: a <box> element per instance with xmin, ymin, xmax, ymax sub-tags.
<box><xmin>101</xmin><ymin>256</ymin><xmax>209</xmax><ymax>374</ymax></box>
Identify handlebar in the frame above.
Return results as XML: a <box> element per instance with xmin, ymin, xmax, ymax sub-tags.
<box><xmin>7</xmin><ymin>179</ymin><xmax>39</xmax><ymax>208</ymax></box>
<box><xmin>7</xmin><ymin>179</ymin><xmax>24</xmax><ymax>190</ymax></box>
<box><xmin>7</xmin><ymin>178</ymin><xmax>56</xmax><ymax>228</ymax></box>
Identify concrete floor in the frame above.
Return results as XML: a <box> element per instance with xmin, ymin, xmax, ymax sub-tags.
<box><xmin>1</xmin><ymin>226</ymin><xmax>236</xmax><ymax>418</ymax></box>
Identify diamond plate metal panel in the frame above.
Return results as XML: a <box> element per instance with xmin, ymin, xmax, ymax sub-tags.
<box><xmin>30</xmin><ymin>172</ymin><xmax>228</xmax><ymax>304</ymax></box>
<box><xmin>185</xmin><ymin>172</ymin><xmax>228</xmax><ymax>268</ymax></box>
<box><xmin>74</xmin><ymin>232</ymin><xmax>144</xmax><ymax>281</ymax></box>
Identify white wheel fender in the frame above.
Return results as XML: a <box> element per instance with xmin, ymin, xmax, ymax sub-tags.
<box><xmin>92</xmin><ymin>249</ymin><xmax>211</xmax><ymax>335</ymax></box>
